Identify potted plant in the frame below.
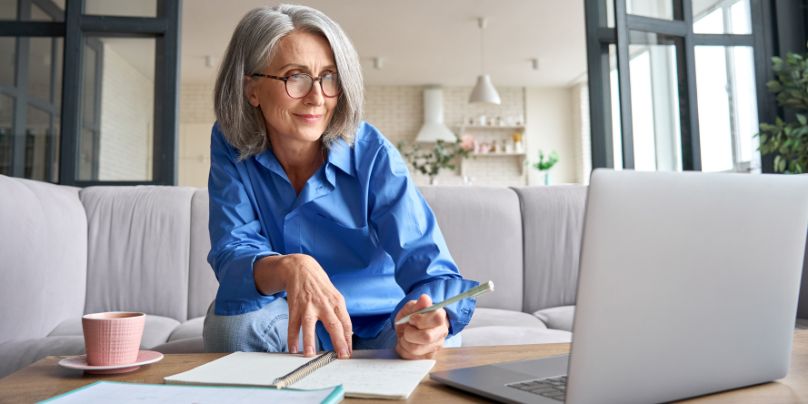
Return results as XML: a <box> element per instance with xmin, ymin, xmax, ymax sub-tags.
<box><xmin>757</xmin><ymin>44</ymin><xmax>808</xmax><ymax>173</ymax></box>
<box><xmin>399</xmin><ymin>137</ymin><xmax>473</xmax><ymax>185</ymax></box>
<box><xmin>532</xmin><ymin>149</ymin><xmax>559</xmax><ymax>185</ymax></box>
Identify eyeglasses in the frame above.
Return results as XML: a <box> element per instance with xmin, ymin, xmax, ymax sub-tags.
<box><xmin>250</xmin><ymin>72</ymin><xmax>341</xmax><ymax>99</ymax></box>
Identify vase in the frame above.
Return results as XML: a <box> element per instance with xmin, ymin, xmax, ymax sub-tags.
<box><xmin>543</xmin><ymin>172</ymin><xmax>550</xmax><ymax>186</ymax></box>
<box><xmin>429</xmin><ymin>176</ymin><xmax>438</xmax><ymax>186</ymax></box>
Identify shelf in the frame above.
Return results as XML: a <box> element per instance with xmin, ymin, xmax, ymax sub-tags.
<box><xmin>461</xmin><ymin>151</ymin><xmax>527</xmax><ymax>178</ymax></box>
<box><xmin>459</xmin><ymin>125</ymin><xmax>524</xmax><ymax>130</ymax></box>
<box><xmin>470</xmin><ymin>152</ymin><xmax>526</xmax><ymax>157</ymax></box>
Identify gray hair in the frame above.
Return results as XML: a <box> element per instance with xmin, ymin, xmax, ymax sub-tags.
<box><xmin>214</xmin><ymin>4</ymin><xmax>364</xmax><ymax>158</ymax></box>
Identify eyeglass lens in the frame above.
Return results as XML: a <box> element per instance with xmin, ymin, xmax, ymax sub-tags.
<box><xmin>287</xmin><ymin>73</ymin><xmax>340</xmax><ymax>98</ymax></box>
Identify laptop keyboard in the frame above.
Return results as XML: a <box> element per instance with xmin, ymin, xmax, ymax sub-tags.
<box><xmin>507</xmin><ymin>375</ymin><xmax>567</xmax><ymax>401</ymax></box>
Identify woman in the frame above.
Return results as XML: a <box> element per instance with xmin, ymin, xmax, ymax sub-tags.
<box><xmin>203</xmin><ymin>4</ymin><xmax>478</xmax><ymax>360</ymax></box>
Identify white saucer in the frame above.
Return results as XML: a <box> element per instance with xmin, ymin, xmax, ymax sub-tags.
<box><xmin>58</xmin><ymin>350</ymin><xmax>164</xmax><ymax>374</ymax></box>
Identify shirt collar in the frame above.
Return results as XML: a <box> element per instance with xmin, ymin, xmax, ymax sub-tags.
<box><xmin>254</xmin><ymin>147</ymin><xmax>287</xmax><ymax>180</ymax></box>
<box><xmin>326</xmin><ymin>138</ymin><xmax>354</xmax><ymax>177</ymax></box>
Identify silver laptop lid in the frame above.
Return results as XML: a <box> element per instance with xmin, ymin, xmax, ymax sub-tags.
<box><xmin>567</xmin><ymin>170</ymin><xmax>808</xmax><ymax>404</ymax></box>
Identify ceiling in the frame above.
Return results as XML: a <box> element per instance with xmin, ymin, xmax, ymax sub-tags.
<box><xmin>181</xmin><ymin>0</ymin><xmax>588</xmax><ymax>87</ymax></box>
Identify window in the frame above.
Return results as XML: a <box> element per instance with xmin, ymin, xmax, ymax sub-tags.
<box><xmin>0</xmin><ymin>0</ymin><xmax>180</xmax><ymax>185</ymax></box>
<box><xmin>584</xmin><ymin>0</ymin><xmax>768</xmax><ymax>173</ymax></box>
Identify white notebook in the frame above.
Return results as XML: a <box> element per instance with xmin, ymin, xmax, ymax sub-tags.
<box><xmin>164</xmin><ymin>351</ymin><xmax>435</xmax><ymax>400</ymax></box>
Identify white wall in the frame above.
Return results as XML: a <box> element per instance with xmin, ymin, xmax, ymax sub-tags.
<box><xmin>524</xmin><ymin>87</ymin><xmax>579</xmax><ymax>185</ymax></box>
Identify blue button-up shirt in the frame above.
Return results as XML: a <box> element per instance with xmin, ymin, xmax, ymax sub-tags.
<box><xmin>207</xmin><ymin>121</ymin><xmax>478</xmax><ymax>346</ymax></box>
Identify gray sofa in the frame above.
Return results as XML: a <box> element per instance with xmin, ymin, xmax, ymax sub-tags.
<box><xmin>0</xmin><ymin>174</ymin><xmax>587</xmax><ymax>378</ymax></box>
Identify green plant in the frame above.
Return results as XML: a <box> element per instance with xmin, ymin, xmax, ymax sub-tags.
<box><xmin>398</xmin><ymin>139</ymin><xmax>472</xmax><ymax>183</ymax></box>
<box><xmin>532</xmin><ymin>150</ymin><xmax>559</xmax><ymax>172</ymax></box>
<box><xmin>757</xmin><ymin>44</ymin><xmax>808</xmax><ymax>173</ymax></box>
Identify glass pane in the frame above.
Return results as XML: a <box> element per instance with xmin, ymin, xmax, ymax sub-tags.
<box><xmin>25</xmin><ymin>106</ymin><xmax>55</xmax><ymax>181</ymax></box>
<box><xmin>54</xmin><ymin>38</ymin><xmax>63</xmax><ymax>110</ymax></box>
<box><xmin>603</xmin><ymin>0</ymin><xmax>615</xmax><ymax>28</ymax></box>
<box><xmin>82</xmin><ymin>44</ymin><xmax>96</xmax><ymax>129</ymax></box>
<box><xmin>693</xmin><ymin>0</ymin><xmax>751</xmax><ymax>34</ymax></box>
<box><xmin>695</xmin><ymin>46</ymin><xmax>758</xmax><ymax>172</ymax></box>
<box><xmin>0</xmin><ymin>95</ymin><xmax>12</xmax><ymax>176</ymax></box>
<box><xmin>0</xmin><ymin>37</ymin><xmax>14</xmax><ymax>87</ymax></box>
<box><xmin>29</xmin><ymin>2</ymin><xmax>53</xmax><ymax>21</ymax></box>
<box><xmin>609</xmin><ymin>44</ymin><xmax>623</xmax><ymax>170</ymax></box>
<box><xmin>729</xmin><ymin>0</ymin><xmax>752</xmax><ymax>34</ymax></box>
<box><xmin>28</xmin><ymin>38</ymin><xmax>54</xmax><ymax>102</ymax></box>
<box><xmin>0</xmin><ymin>0</ymin><xmax>15</xmax><ymax>20</ymax></box>
<box><xmin>627</xmin><ymin>0</ymin><xmax>674</xmax><ymax>20</ymax></box>
<box><xmin>628</xmin><ymin>32</ymin><xmax>682</xmax><ymax>171</ymax></box>
<box><xmin>79</xmin><ymin>37</ymin><xmax>155</xmax><ymax>181</ymax></box>
<box><xmin>84</xmin><ymin>0</ymin><xmax>157</xmax><ymax>18</ymax></box>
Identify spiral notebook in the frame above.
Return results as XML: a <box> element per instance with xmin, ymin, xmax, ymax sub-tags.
<box><xmin>164</xmin><ymin>351</ymin><xmax>435</xmax><ymax>399</ymax></box>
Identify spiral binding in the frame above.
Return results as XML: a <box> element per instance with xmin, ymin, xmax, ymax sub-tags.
<box><xmin>273</xmin><ymin>351</ymin><xmax>338</xmax><ymax>389</ymax></box>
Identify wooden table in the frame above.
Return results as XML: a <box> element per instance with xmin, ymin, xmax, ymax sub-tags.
<box><xmin>1</xmin><ymin>330</ymin><xmax>806</xmax><ymax>403</ymax></box>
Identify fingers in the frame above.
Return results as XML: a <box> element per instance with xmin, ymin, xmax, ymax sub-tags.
<box><xmin>395</xmin><ymin>295</ymin><xmax>451</xmax><ymax>360</ymax></box>
<box><xmin>334</xmin><ymin>303</ymin><xmax>353</xmax><ymax>357</ymax></box>
<box><xmin>396</xmin><ymin>333</ymin><xmax>445</xmax><ymax>359</ymax></box>
<box><xmin>401</xmin><ymin>323</ymin><xmax>448</xmax><ymax>345</ymax></box>
<box><xmin>409</xmin><ymin>308</ymin><xmax>448</xmax><ymax>330</ymax></box>
<box><xmin>301</xmin><ymin>313</ymin><xmax>318</xmax><ymax>357</ymax></box>
<box><xmin>287</xmin><ymin>307</ymin><xmax>301</xmax><ymax>354</ymax></box>
<box><xmin>323</xmin><ymin>311</ymin><xmax>351</xmax><ymax>359</ymax></box>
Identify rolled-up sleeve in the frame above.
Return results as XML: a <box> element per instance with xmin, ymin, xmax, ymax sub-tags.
<box><xmin>207</xmin><ymin>124</ymin><xmax>279</xmax><ymax>315</ymax></box>
<box><xmin>367</xmin><ymin>141</ymin><xmax>479</xmax><ymax>336</ymax></box>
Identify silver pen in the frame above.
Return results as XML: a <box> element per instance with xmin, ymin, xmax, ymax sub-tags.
<box><xmin>395</xmin><ymin>281</ymin><xmax>494</xmax><ymax>325</ymax></box>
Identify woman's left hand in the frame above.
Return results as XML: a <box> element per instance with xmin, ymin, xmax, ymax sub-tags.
<box><xmin>394</xmin><ymin>294</ymin><xmax>450</xmax><ymax>360</ymax></box>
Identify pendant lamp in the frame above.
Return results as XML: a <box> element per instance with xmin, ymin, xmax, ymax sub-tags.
<box><xmin>469</xmin><ymin>17</ymin><xmax>501</xmax><ymax>105</ymax></box>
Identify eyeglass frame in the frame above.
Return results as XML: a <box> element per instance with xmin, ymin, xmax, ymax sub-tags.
<box><xmin>249</xmin><ymin>72</ymin><xmax>341</xmax><ymax>99</ymax></box>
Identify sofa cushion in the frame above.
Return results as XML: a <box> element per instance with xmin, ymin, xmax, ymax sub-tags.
<box><xmin>420</xmin><ymin>187</ymin><xmax>523</xmax><ymax>311</ymax></box>
<box><xmin>168</xmin><ymin>317</ymin><xmax>204</xmax><ymax>342</ymax></box>
<box><xmin>81</xmin><ymin>186</ymin><xmax>196</xmax><ymax>321</ymax></box>
<box><xmin>533</xmin><ymin>305</ymin><xmax>575</xmax><ymax>332</ymax></box>
<box><xmin>188</xmin><ymin>190</ymin><xmax>218</xmax><ymax>319</ymax></box>
<box><xmin>0</xmin><ymin>175</ymin><xmax>87</xmax><ymax>344</ymax></box>
<box><xmin>461</xmin><ymin>327</ymin><xmax>572</xmax><ymax>347</ymax></box>
<box><xmin>48</xmin><ymin>314</ymin><xmax>180</xmax><ymax>349</ymax></box>
<box><xmin>152</xmin><ymin>337</ymin><xmax>205</xmax><ymax>354</ymax></box>
<box><xmin>514</xmin><ymin>186</ymin><xmax>587</xmax><ymax>313</ymax></box>
<box><xmin>468</xmin><ymin>308</ymin><xmax>548</xmax><ymax>329</ymax></box>
<box><xmin>0</xmin><ymin>336</ymin><xmax>85</xmax><ymax>379</ymax></box>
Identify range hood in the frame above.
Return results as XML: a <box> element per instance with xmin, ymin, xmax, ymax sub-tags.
<box><xmin>415</xmin><ymin>87</ymin><xmax>457</xmax><ymax>143</ymax></box>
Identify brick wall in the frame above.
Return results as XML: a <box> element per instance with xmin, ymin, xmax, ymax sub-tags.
<box><xmin>98</xmin><ymin>44</ymin><xmax>153</xmax><ymax>181</ymax></box>
<box><xmin>178</xmin><ymin>82</ymin><xmax>215</xmax><ymax>187</ymax></box>
<box><xmin>365</xmin><ymin>86</ymin><xmax>529</xmax><ymax>186</ymax></box>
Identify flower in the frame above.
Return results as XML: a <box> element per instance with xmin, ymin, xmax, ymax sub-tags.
<box><xmin>398</xmin><ymin>136</ymin><xmax>472</xmax><ymax>182</ymax></box>
<box><xmin>460</xmin><ymin>134</ymin><xmax>476</xmax><ymax>152</ymax></box>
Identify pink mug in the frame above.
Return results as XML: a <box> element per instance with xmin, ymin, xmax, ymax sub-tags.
<box><xmin>82</xmin><ymin>312</ymin><xmax>145</xmax><ymax>366</ymax></box>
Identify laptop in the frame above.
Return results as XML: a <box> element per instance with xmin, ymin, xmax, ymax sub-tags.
<box><xmin>431</xmin><ymin>169</ymin><xmax>808</xmax><ymax>403</ymax></box>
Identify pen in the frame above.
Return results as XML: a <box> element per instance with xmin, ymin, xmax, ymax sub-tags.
<box><xmin>395</xmin><ymin>281</ymin><xmax>494</xmax><ymax>325</ymax></box>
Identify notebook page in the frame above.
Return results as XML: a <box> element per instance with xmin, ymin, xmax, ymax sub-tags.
<box><xmin>293</xmin><ymin>358</ymin><xmax>435</xmax><ymax>399</ymax></box>
<box><xmin>164</xmin><ymin>352</ymin><xmax>310</xmax><ymax>387</ymax></box>
<box><xmin>43</xmin><ymin>381</ymin><xmax>343</xmax><ymax>404</ymax></box>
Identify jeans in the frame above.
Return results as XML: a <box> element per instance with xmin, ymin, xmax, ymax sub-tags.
<box><xmin>203</xmin><ymin>298</ymin><xmax>462</xmax><ymax>353</ymax></box>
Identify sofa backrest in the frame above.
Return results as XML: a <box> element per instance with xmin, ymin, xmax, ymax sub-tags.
<box><xmin>81</xmin><ymin>186</ymin><xmax>196</xmax><ymax>321</ymax></box>
<box><xmin>419</xmin><ymin>186</ymin><xmax>524</xmax><ymax>311</ymax></box>
<box><xmin>188</xmin><ymin>189</ymin><xmax>218</xmax><ymax>319</ymax></box>
<box><xmin>514</xmin><ymin>186</ymin><xmax>587</xmax><ymax>313</ymax></box>
<box><xmin>0</xmin><ymin>175</ymin><xmax>87</xmax><ymax>343</ymax></box>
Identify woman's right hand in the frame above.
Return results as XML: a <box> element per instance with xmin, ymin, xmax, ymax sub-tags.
<box><xmin>254</xmin><ymin>254</ymin><xmax>352</xmax><ymax>359</ymax></box>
